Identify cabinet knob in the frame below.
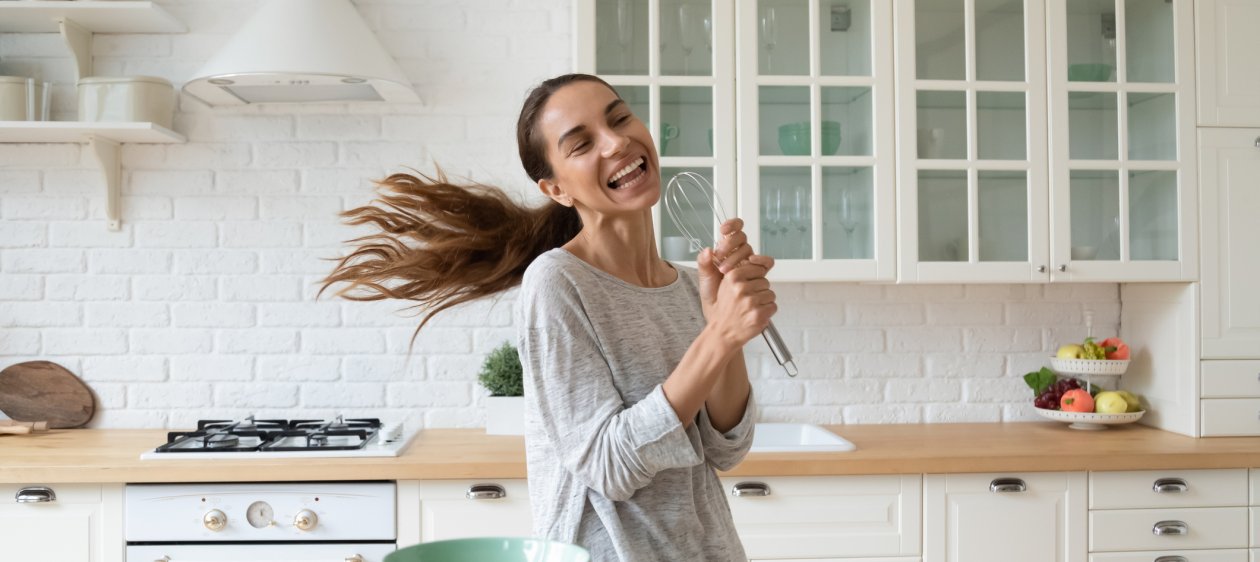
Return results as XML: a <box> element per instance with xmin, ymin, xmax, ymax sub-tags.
<box><xmin>1037</xmin><ymin>265</ymin><xmax>1047</xmax><ymax>273</ymax></box>
<box><xmin>1152</xmin><ymin>520</ymin><xmax>1189</xmax><ymax>535</ymax></box>
<box><xmin>466</xmin><ymin>483</ymin><xmax>506</xmax><ymax>500</ymax></box>
<box><xmin>1057</xmin><ymin>264</ymin><xmax>1067</xmax><ymax>272</ymax></box>
<box><xmin>1154</xmin><ymin>557</ymin><xmax>1188</xmax><ymax>562</ymax></box>
<box><xmin>731</xmin><ymin>481</ymin><xmax>771</xmax><ymax>497</ymax></box>
<box><xmin>293</xmin><ymin>509</ymin><xmax>318</xmax><ymax>531</ymax></box>
<box><xmin>346</xmin><ymin>556</ymin><xmax>364</xmax><ymax>562</ymax></box>
<box><xmin>203</xmin><ymin>509</ymin><xmax>227</xmax><ymax>531</ymax></box>
<box><xmin>989</xmin><ymin>478</ymin><xmax>1027</xmax><ymax>493</ymax></box>
<box><xmin>1152</xmin><ymin>477</ymin><xmax>1188</xmax><ymax>493</ymax></box>
<box><xmin>15</xmin><ymin>486</ymin><xmax>56</xmax><ymax>503</ymax></box>
<box><xmin>1253</xmin><ymin>136</ymin><xmax>1259</xmax><ymax>148</ymax></box>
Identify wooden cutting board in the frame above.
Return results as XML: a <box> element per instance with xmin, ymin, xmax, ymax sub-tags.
<box><xmin>0</xmin><ymin>361</ymin><xmax>95</xmax><ymax>429</ymax></box>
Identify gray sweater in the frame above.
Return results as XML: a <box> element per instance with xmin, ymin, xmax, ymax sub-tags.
<box><xmin>516</xmin><ymin>248</ymin><xmax>756</xmax><ymax>562</ymax></box>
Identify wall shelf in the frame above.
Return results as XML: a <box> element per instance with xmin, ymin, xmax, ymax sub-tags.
<box><xmin>0</xmin><ymin>1</ymin><xmax>186</xmax><ymax>231</ymax></box>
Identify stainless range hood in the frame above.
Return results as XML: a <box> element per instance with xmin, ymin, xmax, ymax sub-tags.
<box><xmin>183</xmin><ymin>0</ymin><xmax>419</xmax><ymax>106</ymax></box>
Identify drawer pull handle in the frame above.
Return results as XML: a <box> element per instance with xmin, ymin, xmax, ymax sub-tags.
<box><xmin>15</xmin><ymin>486</ymin><xmax>56</xmax><ymax>503</ymax></box>
<box><xmin>1154</xmin><ymin>557</ymin><xmax>1188</xmax><ymax>562</ymax></box>
<box><xmin>989</xmin><ymin>478</ymin><xmax>1027</xmax><ymax>493</ymax></box>
<box><xmin>731</xmin><ymin>482</ymin><xmax>771</xmax><ymax>497</ymax></box>
<box><xmin>1152</xmin><ymin>520</ymin><xmax>1189</xmax><ymax>536</ymax></box>
<box><xmin>466</xmin><ymin>484</ymin><xmax>506</xmax><ymax>500</ymax></box>
<box><xmin>1152</xmin><ymin>478</ymin><xmax>1188</xmax><ymax>493</ymax></box>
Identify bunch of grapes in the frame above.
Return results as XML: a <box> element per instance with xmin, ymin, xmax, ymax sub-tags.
<box><xmin>1033</xmin><ymin>378</ymin><xmax>1081</xmax><ymax>410</ymax></box>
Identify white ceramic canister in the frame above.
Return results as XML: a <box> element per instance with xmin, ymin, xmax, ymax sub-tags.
<box><xmin>0</xmin><ymin>76</ymin><xmax>46</xmax><ymax>121</ymax></box>
<box><xmin>77</xmin><ymin>76</ymin><xmax>174</xmax><ymax>128</ymax></box>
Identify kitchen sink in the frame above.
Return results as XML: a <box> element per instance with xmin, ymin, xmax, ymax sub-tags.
<box><xmin>749</xmin><ymin>423</ymin><xmax>856</xmax><ymax>453</ymax></box>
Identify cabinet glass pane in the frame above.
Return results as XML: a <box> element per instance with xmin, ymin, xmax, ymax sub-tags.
<box><xmin>661</xmin><ymin>87</ymin><xmax>713</xmax><ymax>157</ymax></box>
<box><xmin>1124</xmin><ymin>0</ymin><xmax>1174</xmax><ymax>83</ymax></box>
<box><xmin>918</xmin><ymin>170</ymin><xmax>968</xmax><ymax>262</ymax></box>
<box><xmin>760</xmin><ymin>0</ymin><xmax>808</xmax><ymax>76</ymax></box>
<box><xmin>1069</xmin><ymin>170</ymin><xmax>1120</xmax><ymax>261</ymax></box>
<box><xmin>915</xmin><ymin>0</ymin><xmax>965</xmax><ymax>80</ymax></box>
<box><xmin>596</xmin><ymin>0</ymin><xmax>649</xmax><ymax>75</ymax></box>
<box><xmin>761</xmin><ymin>86</ymin><xmax>810</xmax><ymax>156</ymax></box>
<box><xmin>662</xmin><ymin>0</ymin><xmax>714</xmax><ymax>76</ymax></box>
<box><xmin>1065</xmin><ymin>0</ymin><xmax>1117</xmax><ymax>83</ymax></box>
<box><xmin>621</xmin><ymin>86</ymin><xmax>650</xmax><ymax>138</ymax></box>
<box><xmin>820</xmin><ymin>0</ymin><xmax>872</xmax><ymax>76</ymax></box>
<box><xmin>978</xmin><ymin>171</ymin><xmax>1028</xmax><ymax>261</ymax></box>
<box><xmin>822</xmin><ymin>87</ymin><xmax>871</xmax><ymax>156</ymax></box>
<box><xmin>1129</xmin><ymin>170</ymin><xmax>1178</xmax><ymax>260</ymax></box>
<box><xmin>760</xmin><ymin>166</ymin><xmax>811</xmax><ymax>259</ymax></box>
<box><xmin>661</xmin><ymin>166</ymin><xmax>714</xmax><ymax>261</ymax></box>
<box><xmin>822</xmin><ymin>167</ymin><xmax>873</xmax><ymax>259</ymax></box>
<box><xmin>1069</xmin><ymin>92</ymin><xmax>1118</xmax><ymax>160</ymax></box>
<box><xmin>977</xmin><ymin>92</ymin><xmax>1026</xmax><ymax>160</ymax></box>
<box><xmin>917</xmin><ymin>90</ymin><xmax>966</xmax><ymax>159</ymax></box>
<box><xmin>975</xmin><ymin>0</ymin><xmax>1025</xmax><ymax>81</ymax></box>
<box><xmin>1128</xmin><ymin>92</ymin><xmax>1176</xmax><ymax>161</ymax></box>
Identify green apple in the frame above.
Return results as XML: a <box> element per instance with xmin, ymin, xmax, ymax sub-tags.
<box><xmin>1115</xmin><ymin>390</ymin><xmax>1142</xmax><ymax>413</ymax></box>
<box><xmin>1056</xmin><ymin>344</ymin><xmax>1085</xmax><ymax>359</ymax></box>
<box><xmin>1094</xmin><ymin>391</ymin><xmax>1128</xmax><ymax>414</ymax></box>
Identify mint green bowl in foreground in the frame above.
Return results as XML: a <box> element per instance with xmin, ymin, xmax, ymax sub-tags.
<box><xmin>386</xmin><ymin>538</ymin><xmax>592</xmax><ymax>562</ymax></box>
<box><xmin>777</xmin><ymin>121</ymin><xmax>841</xmax><ymax>156</ymax></box>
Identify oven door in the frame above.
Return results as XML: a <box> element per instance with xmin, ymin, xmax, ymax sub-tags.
<box><xmin>126</xmin><ymin>543</ymin><xmax>395</xmax><ymax>561</ymax></box>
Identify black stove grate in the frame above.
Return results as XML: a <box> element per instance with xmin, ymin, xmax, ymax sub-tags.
<box><xmin>154</xmin><ymin>415</ymin><xmax>382</xmax><ymax>453</ymax></box>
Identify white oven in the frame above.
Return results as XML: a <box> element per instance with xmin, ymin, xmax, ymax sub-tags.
<box><xmin>124</xmin><ymin>482</ymin><xmax>396</xmax><ymax>562</ymax></box>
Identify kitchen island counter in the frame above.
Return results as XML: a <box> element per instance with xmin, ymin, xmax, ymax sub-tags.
<box><xmin>3</xmin><ymin>422</ymin><xmax>1260</xmax><ymax>483</ymax></box>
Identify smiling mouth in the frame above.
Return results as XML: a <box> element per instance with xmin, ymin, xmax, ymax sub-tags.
<box><xmin>607</xmin><ymin>157</ymin><xmax>648</xmax><ymax>190</ymax></box>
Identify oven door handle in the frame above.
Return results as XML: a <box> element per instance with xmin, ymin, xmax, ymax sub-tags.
<box><xmin>151</xmin><ymin>556</ymin><xmax>364</xmax><ymax>562</ymax></box>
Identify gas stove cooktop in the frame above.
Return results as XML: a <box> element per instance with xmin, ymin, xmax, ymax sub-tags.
<box><xmin>138</xmin><ymin>415</ymin><xmax>414</xmax><ymax>460</ymax></box>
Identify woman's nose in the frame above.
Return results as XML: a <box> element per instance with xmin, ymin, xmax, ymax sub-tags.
<box><xmin>599</xmin><ymin>129</ymin><xmax>631</xmax><ymax>158</ymax></box>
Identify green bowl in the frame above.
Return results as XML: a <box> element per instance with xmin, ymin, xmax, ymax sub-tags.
<box><xmin>1068</xmin><ymin>63</ymin><xmax>1112</xmax><ymax>82</ymax></box>
<box><xmin>386</xmin><ymin>538</ymin><xmax>591</xmax><ymax>562</ymax></box>
<box><xmin>777</xmin><ymin>121</ymin><xmax>841</xmax><ymax>156</ymax></box>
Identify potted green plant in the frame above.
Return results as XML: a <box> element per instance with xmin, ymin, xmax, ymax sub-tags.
<box><xmin>478</xmin><ymin>342</ymin><xmax>524</xmax><ymax>435</ymax></box>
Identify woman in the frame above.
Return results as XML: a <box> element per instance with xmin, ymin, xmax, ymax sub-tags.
<box><xmin>323</xmin><ymin>73</ymin><xmax>777</xmax><ymax>561</ymax></box>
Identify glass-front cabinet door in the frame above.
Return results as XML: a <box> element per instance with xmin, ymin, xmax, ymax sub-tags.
<box><xmin>895</xmin><ymin>0</ymin><xmax>1049</xmax><ymax>282</ymax></box>
<box><xmin>578</xmin><ymin>0</ymin><xmax>736</xmax><ymax>264</ymax></box>
<box><xmin>738</xmin><ymin>0</ymin><xmax>896</xmax><ymax>281</ymax></box>
<box><xmin>1047</xmin><ymin>0</ymin><xmax>1197</xmax><ymax>281</ymax></box>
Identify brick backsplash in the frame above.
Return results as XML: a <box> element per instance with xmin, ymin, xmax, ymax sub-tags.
<box><xmin>0</xmin><ymin>0</ymin><xmax>1119</xmax><ymax>430</ymax></box>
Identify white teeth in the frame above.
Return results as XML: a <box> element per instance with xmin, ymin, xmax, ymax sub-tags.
<box><xmin>609</xmin><ymin>157</ymin><xmax>645</xmax><ymax>183</ymax></box>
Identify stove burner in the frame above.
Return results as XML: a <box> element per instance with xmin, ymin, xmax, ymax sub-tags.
<box><xmin>154</xmin><ymin>415</ymin><xmax>383</xmax><ymax>454</ymax></box>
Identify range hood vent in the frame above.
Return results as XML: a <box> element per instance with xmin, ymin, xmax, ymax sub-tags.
<box><xmin>183</xmin><ymin>0</ymin><xmax>419</xmax><ymax>106</ymax></box>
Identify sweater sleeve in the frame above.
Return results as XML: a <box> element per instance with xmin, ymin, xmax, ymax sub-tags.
<box><xmin>695</xmin><ymin>388</ymin><xmax>756</xmax><ymax>471</ymax></box>
<box><xmin>519</xmin><ymin>266</ymin><xmax>704</xmax><ymax>502</ymax></box>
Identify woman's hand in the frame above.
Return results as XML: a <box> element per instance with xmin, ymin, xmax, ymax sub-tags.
<box><xmin>696</xmin><ymin>218</ymin><xmax>777</xmax><ymax>350</ymax></box>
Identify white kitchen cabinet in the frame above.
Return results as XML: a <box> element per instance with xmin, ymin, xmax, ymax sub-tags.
<box><xmin>0</xmin><ymin>483</ymin><xmax>123</xmax><ymax>562</ymax></box>
<box><xmin>924</xmin><ymin>472</ymin><xmax>1087</xmax><ymax>562</ymax></box>
<box><xmin>0</xmin><ymin>1</ymin><xmax>186</xmax><ymax>231</ymax></box>
<box><xmin>398</xmin><ymin>479</ymin><xmax>532</xmax><ymax>546</ymax></box>
<box><xmin>1088</xmin><ymin>469</ymin><xmax>1249</xmax><ymax>557</ymax></box>
<box><xmin>1092</xmin><ymin>551</ymin><xmax>1248</xmax><ymax>562</ymax></box>
<box><xmin>1199</xmin><ymin>128</ymin><xmax>1260</xmax><ymax>359</ymax></box>
<box><xmin>1196</xmin><ymin>0</ymin><xmax>1260</xmax><ymax>127</ymax></box>
<box><xmin>721</xmin><ymin>475</ymin><xmax>921</xmax><ymax>560</ymax></box>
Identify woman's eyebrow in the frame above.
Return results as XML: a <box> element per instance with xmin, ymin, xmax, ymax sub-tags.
<box><xmin>556</xmin><ymin>99</ymin><xmax>627</xmax><ymax>150</ymax></box>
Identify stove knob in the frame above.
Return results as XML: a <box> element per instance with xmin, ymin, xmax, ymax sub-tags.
<box><xmin>203</xmin><ymin>509</ymin><xmax>227</xmax><ymax>532</ymax></box>
<box><xmin>294</xmin><ymin>509</ymin><xmax>318</xmax><ymax>531</ymax></box>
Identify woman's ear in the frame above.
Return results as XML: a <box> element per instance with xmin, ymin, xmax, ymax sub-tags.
<box><xmin>538</xmin><ymin>178</ymin><xmax>572</xmax><ymax>207</ymax></box>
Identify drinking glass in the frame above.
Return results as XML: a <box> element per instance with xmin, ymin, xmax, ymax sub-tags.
<box><xmin>761</xmin><ymin>7</ymin><xmax>778</xmax><ymax>73</ymax></box>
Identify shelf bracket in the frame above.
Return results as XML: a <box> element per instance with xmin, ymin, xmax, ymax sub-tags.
<box><xmin>88</xmin><ymin>135</ymin><xmax>122</xmax><ymax>231</ymax></box>
<box><xmin>57</xmin><ymin>17</ymin><xmax>91</xmax><ymax>81</ymax></box>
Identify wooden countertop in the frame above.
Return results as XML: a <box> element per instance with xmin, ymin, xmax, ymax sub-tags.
<box><xmin>3</xmin><ymin>423</ymin><xmax>1260</xmax><ymax>483</ymax></box>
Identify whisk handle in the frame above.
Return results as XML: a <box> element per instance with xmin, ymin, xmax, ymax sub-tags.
<box><xmin>761</xmin><ymin>321</ymin><xmax>798</xmax><ymax>377</ymax></box>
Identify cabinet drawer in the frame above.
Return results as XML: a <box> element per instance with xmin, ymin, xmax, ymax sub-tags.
<box><xmin>1090</xmin><ymin>470</ymin><xmax>1248</xmax><ymax>509</ymax></box>
<box><xmin>0</xmin><ymin>483</ymin><xmax>101</xmax><ymax>504</ymax></box>
<box><xmin>1091</xmin><ymin>550</ymin><xmax>1248</xmax><ymax>562</ymax></box>
<box><xmin>1252</xmin><ymin>470</ymin><xmax>1260</xmax><ymax>505</ymax></box>
<box><xmin>1252</xmin><ymin>508</ymin><xmax>1260</xmax><ymax>547</ymax></box>
<box><xmin>1089</xmin><ymin>507</ymin><xmax>1248</xmax><ymax>551</ymax></box>
<box><xmin>413</xmin><ymin>480</ymin><xmax>532</xmax><ymax>542</ymax></box>
<box><xmin>1201</xmin><ymin>399</ymin><xmax>1260</xmax><ymax>436</ymax></box>
<box><xmin>1202</xmin><ymin>361</ymin><xmax>1260</xmax><ymax>398</ymax></box>
<box><xmin>722</xmin><ymin>475</ymin><xmax>920</xmax><ymax>559</ymax></box>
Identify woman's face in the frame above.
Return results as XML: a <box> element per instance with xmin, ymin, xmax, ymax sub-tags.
<box><xmin>535</xmin><ymin>80</ymin><xmax>660</xmax><ymax>215</ymax></box>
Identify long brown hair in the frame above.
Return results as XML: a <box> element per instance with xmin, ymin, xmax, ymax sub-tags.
<box><xmin>321</xmin><ymin>74</ymin><xmax>616</xmax><ymax>337</ymax></box>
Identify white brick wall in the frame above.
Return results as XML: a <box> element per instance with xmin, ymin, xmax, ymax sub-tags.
<box><xmin>0</xmin><ymin>0</ymin><xmax>1121</xmax><ymax>430</ymax></box>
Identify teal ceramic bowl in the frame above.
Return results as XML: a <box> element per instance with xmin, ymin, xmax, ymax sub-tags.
<box><xmin>1068</xmin><ymin>63</ymin><xmax>1113</xmax><ymax>82</ymax></box>
<box><xmin>777</xmin><ymin>121</ymin><xmax>841</xmax><ymax>156</ymax></box>
<box><xmin>386</xmin><ymin>538</ymin><xmax>591</xmax><ymax>562</ymax></box>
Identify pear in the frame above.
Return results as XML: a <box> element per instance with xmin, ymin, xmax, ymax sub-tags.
<box><xmin>1115</xmin><ymin>390</ymin><xmax>1142</xmax><ymax>413</ymax></box>
<box><xmin>1094</xmin><ymin>391</ymin><xmax>1129</xmax><ymax>414</ymax></box>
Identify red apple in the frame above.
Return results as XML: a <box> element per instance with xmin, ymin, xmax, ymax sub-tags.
<box><xmin>1060</xmin><ymin>389</ymin><xmax>1095</xmax><ymax>413</ymax></box>
<box><xmin>1100</xmin><ymin>337</ymin><xmax>1130</xmax><ymax>360</ymax></box>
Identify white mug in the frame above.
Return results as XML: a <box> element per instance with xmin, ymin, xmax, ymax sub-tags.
<box><xmin>917</xmin><ymin>127</ymin><xmax>945</xmax><ymax>159</ymax></box>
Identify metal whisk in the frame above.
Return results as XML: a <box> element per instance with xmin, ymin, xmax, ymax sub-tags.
<box><xmin>664</xmin><ymin>171</ymin><xmax>799</xmax><ymax>377</ymax></box>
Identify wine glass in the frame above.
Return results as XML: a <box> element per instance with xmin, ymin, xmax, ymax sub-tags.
<box><xmin>616</xmin><ymin>0</ymin><xmax>634</xmax><ymax>71</ymax></box>
<box><xmin>792</xmin><ymin>185</ymin><xmax>809</xmax><ymax>258</ymax></box>
<box><xmin>762</xmin><ymin>189</ymin><xmax>780</xmax><ymax>257</ymax></box>
<box><xmin>678</xmin><ymin>4</ymin><xmax>702</xmax><ymax>75</ymax></box>
<box><xmin>838</xmin><ymin>189</ymin><xmax>860</xmax><ymax>258</ymax></box>
<box><xmin>760</xmin><ymin>7</ymin><xmax>778</xmax><ymax>73</ymax></box>
<box><xmin>703</xmin><ymin>15</ymin><xmax>712</xmax><ymax>53</ymax></box>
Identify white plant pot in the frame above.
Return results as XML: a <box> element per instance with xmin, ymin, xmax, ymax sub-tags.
<box><xmin>485</xmin><ymin>396</ymin><xmax>524</xmax><ymax>436</ymax></box>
